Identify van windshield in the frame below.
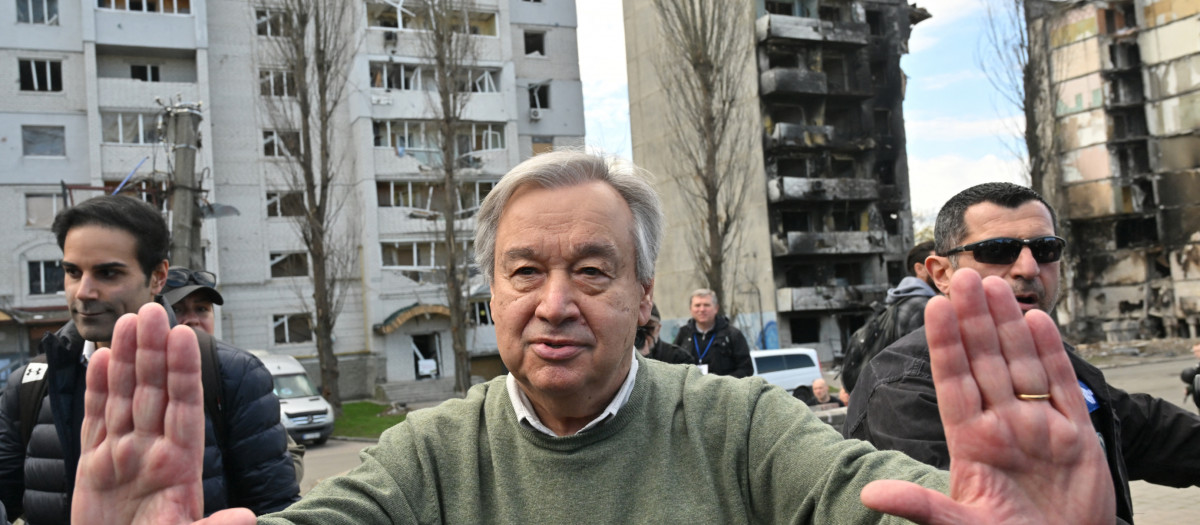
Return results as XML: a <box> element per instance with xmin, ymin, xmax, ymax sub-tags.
<box><xmin>274</xmin><ymin>373</ymin><xmax>318</xmax><ymax>399</ymax></box>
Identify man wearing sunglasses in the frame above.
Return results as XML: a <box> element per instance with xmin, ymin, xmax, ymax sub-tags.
<box><xmin>844</xmin><ymin>182</ymin><xmax>1200</xmax><ymax>523</ymax></box>
<box><xmin>0</xmin><ymin>196</ymin><xmax>299</xmax><ymax>524</ymax></box>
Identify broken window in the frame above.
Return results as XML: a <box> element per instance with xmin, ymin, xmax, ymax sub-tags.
<box><xmin>529</xmin><ymin>84</ymin><xmax>549</xmax><ymax>109</ymax></box>
<box><xmin>459</xmin><ymin>122</ymin><xmax>505</xmax><ymax>153</ymax></box>
<box><xmin>103</xmin><ymin>180</ymin><xmax>168</xmax><ymax>211</ymax></box>
<box><xmin>831</xmin><ymin>156</ymin><xmax>855</xmax><ymax>178</ymax></box>
<box><xmin>1116</xmin><ymin>143</ymin><xmax>1150</xmax><ymax>175</ymax></box>
<box><xmin>459</xmin><ymin>180</ymin><xmax>496</xmax><ymax>212</ymax></box>
<box><xmin>471</xmin><ymin>301</ymin><xmax>493</xmax><ymax>325</ymax></box>
<box><xmin>266</xmin><ymin>191</ymin><xmax>305</xmax><ymax>217</ymax></box>
<box><xmin>873</xmin><ymin>109</ymin><xmax>891</xmax><ymax>136</ymax></box>
<box><xmin>830</xmin><ymin>208</ymin><xmax>866</xmax><ymax>231</ymax></box>
<box><xmin>788</xmin><ymin>316</ymin><xmax>821</xmax><ymax>343</ymax></box>
<box><xmin>28</xmin><ymin>260</ymin><xmax>64</xmax><ymax>295</ymax></box>
<box><xmin>886</xmin><ymin>260</ymin><xmax>904</xmax><ymax>286</ymax></box>
<box><xmin>824</xmin><ymin>56</ymin><xmax>846</xmax><ymax>92</ymax></box>
<box><xmin>1114</xmin><ymin>216</ymin><xmax>1158</xmax><ymax>248</ymax></box>
<box><xmin>370</xmin><ymin>62</ymin><xmax>424</xmax><ymax>91</ymax></box>
<box><xmin>269</xmin><ymin>252</ymin><xmax>309</xmax><ymax>278</ymax></box>
<box><xmin>22</xmin><ymin>125</ymin><xmax>65</xmax><ymax>157</ymax></box>
<box><xmin>256</xmin><ymin>8</ymin><xmax>293</xmax><ymax>36</ymax></box>
<box><xmin>833</xmin><ymin>263</ymin><xmax>862</xmax><ymax>286</ymax></box>
<box><xmin>101</xmin><ymin>112</ymin><xmax>159</xmax><ymax>144</ymax></box>
<box><xmin>532</xmin><ymin>136</ymin><xmax>554</xmax><ymax>156</ymax></box>
<box><xmin>464</xmin><ymin>11</ymin><xmax>496</xmax><ymax>35</ymax></box>
<box><xmin>777</xmin><ymin>157</ymin><xmax>812</xmax><ymax>178</ymax></box>
<box><xmin>1109</xmin><ymin>42</ymin><xmax>1141</xmax><ymax>70</ymax></box>
<box><xmin>19</xmin><ymin>59</ymin><xmax>62</xmax><ymax>92</ymax></box>
<box><xmin>263</xmin><ymin>130</ymin><xmax>300</xmax><ymax>157</ymax></box>
<box><xmin>765</xmin><ymin>1</ymin><xmax>795</xmax><ymax>16</ymax></box>
<box><xmin>524</xmin><ymin>31</ymin><xmax>545</xmax><ymax>56</ymax></box>
<box><xmin>17</xmin><ymin>0</ymin><xmax>59</xmax><ymax>25</ymax></box>
<box><xmin>457</xmin><ymin>69</ymin><xmax>499</xmax><ymax>93</ymax></box>
<box><xmin>273</xmin><ymin>313</ymin><xmax>312</xmax><ymax>344</ymax></box>
<box><xmin>25</xmin><ymin>193</ymin><xmax>62</xmax><ymax>228</ymax></box>
<box><xmin>260</xmin><ymin>69</ymin><xmax>296</xmax><ymax>97</ymax></box>
<box><xmin>781</xmin><ymin>210</ymin><xmax>811</xmax><ymax>232</ymax></box>
<box><xmin>131</xmin><ymin>64</ymin><xmax>160</xmax><ymax>82</ymax></box>
<box><xmin>875</xmin><ymin>158</ymin><xmax>896</xmax><ymax>184</ymax></box>
<box><xmin>882</xmin><ymin>211</ymin><xmax>900</xmax><ymax>235</ymax></box>
<box><xmin>818</xmin><ymin>6</ymin><xmax>841</xmax><ymax>23</ymax></box>
<box><xmin>866</xmin><ymin>10</ymin><xmax>883</xmax><ymax>35</ymax></box>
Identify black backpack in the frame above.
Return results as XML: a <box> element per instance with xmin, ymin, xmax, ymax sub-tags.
<box><xmin>839</xmin><ymin>300</ymin><xmax>903</xmax><ymax>393</ymax></box>
<box><xmin>19</xmin><ymin>328</ymin><xmax>226</xmax><ymax>451</ymax></box>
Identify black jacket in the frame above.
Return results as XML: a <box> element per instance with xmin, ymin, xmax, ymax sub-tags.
<box><xmin>844</xmin><ymin>327</ymin><xmax>1200</xmax><ymax>524</ymax></box>
<box><xmin>673</xmin><ymin>315</ymin><xmax>753</xmax><ymax>378</ymax></box>
<box><xmin>644</xmin><ymin>339</ymin><xmax>693</xmax><ymax>365</ymax></box>
<box><xmin>0</xmin><ymin>309</ymin><xmax>300</xmax><ymax>523</ymax></box>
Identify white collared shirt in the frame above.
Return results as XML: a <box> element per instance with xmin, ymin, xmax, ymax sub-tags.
<box><xmin>82</xmin><ymin>340</ymin><xmax>98</xmax><ymax>364</ymax></box>
<box><xmin>506</xmin><ymin>349</ymin><xmax>639</xmax><ymax>437</ymax></box>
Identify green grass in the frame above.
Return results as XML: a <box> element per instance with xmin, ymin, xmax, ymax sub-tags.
<box><xmin>332</xmin><ymin>401</ymin><xmax>407</xmax><ymax>439</ymax></box>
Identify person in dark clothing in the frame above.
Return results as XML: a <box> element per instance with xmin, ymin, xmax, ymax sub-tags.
<box><xmin>672</xmin><ymin>289</ymin><xmax>752</xmax><ymax>377</ymax></box>
<box><xmin>637</xmin><ymin>304</ymin><xmax>692</xmax><ymax>365</ymax></box>
<box><xmin>845</xmin><ymin>182</ymin><xmax>1200</xmax><ymax>524</ymax></box>
<box><xmin>884</xmin><ymin>240</ymin><xmax>937</xmax><ymax>338</ymax></box>
<box><xmin>0</xmin><ymin>196</ymin><xmax>299</xmax><ymax>524</ymax></box>
<box><xmin>806</xmin><ymin>378</ymin><xmax>845</xmax><ymax>408</ymax></box>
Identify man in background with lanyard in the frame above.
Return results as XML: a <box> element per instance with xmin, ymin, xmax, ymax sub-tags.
<box><xmin>673</xmin><ymin>289</ymin><xmax>752</xmax><ymax>377</ymax></box>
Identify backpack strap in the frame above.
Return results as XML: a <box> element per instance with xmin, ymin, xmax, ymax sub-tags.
<box><xmin>18</xmin><ymin>355</ymin><xmax>50</xmax><ymax>451</ymax></box>
<box><xmin>194</xmin><ymin>329</ymin><xmax>228</xmax><ymax>450</ymax></box>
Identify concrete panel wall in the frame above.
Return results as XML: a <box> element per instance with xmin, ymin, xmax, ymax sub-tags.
<box><xmin>1055</xmin><ymin>74</ymin><xmax>1105</xmax><ymax>116</ymax></box>
<box><xmin>1049</xmin><ymin>5</ymin><xmax>1100</xmax><ymax>47</ymax></box>
<box><xmin>1057</xmin><ymin>107</ymin><xmax>1110</xmax><ymax>150</ymax></box>
<box><xmin>1144</xmin><ymin>90</ymin><xmax>1200</xmax><ymax>135</ymax></box>
<box><xmin>1140</xmin><ymin>0</ymin><xmax>1200</xmax><ymax>28</ymax></box>
<box><xmin>1051</xmin><ymin>38</ymin><xmax>1103</xmax><ymax>82</ymax></box>
<box><xmin>1137</xmin><ymin>12</ymin><xmax>1200</xmax><ymax>64</ymax></box>
<box><xmin>1060</xmin><ymin>143</ymin><xmax>1112</xmax><ymax>183</ymax></box>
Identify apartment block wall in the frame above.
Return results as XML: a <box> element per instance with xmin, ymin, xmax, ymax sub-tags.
<box><xmin>1032</xmin><ymin>0</ymin><xmax>1200</xmax><ymax>342</ymax></box>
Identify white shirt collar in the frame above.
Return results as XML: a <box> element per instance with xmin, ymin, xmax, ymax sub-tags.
<box><xmin>82</xmin><ymin>340</ymin><xmax>98</xmax><ymax>363</ymax></box>
<box><xmin>506</xmin><ymin>349</ymin><xmax>639</xmax><ymax>437</ymax></box>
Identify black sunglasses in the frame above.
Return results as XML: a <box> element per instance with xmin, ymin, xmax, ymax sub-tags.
<box><xmin>940</xmin><ymin>236</ymin><xmax>1066</xmax><ymax>265</ymax></box>
<box><xmin>166</xmin><ymin>268</ymin><xmax>217</xmax><ymax>288</ymax></box>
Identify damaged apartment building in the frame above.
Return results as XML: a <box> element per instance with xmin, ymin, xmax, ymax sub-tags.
<box><xmin>626</xmin><ymin>1</ymin><xmax>927</xmax><ymax>361</ymax></box>
<box><xmin>1028</xmin><ymin>0</ymin><xmax>1200</xmax><ymax>342</ymax></box>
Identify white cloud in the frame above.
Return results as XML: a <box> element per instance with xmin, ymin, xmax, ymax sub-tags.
<box><xmin>908</xmin><ymin>153</ymin><xmax>1027</xmax><ymax>215</ymax></box>
<box><xmin>906</xmin><ymin>114</ymin><xmax>1024</xmax><ymax>142</ymax></box>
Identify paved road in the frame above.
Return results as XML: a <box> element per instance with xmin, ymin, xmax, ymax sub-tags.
<box><xmin>1097</xmin><ymin>356</ymin><xmax>1200</xmax><ymax>524</ymax></box>
<box><xmin>299</xmin><ymin>438</ymin><xmax>376</xmax><ymax>495</ymax></box>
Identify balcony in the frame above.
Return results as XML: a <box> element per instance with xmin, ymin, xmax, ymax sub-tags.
<box><xmin>767</xmin><ymin>122</ymin><xmax>874</xmax><ymax>152</ymax></box>
<box><xmin>377</xmin><ymin>206</ymin><xmax>477</xmax><ymax>237</ymax></box>
<box><xmin>776</xmin><ymin>284</ymin><xmax>888</xmax><ymax>313</ymax></box>
<box><xmin>365</xmin><ymin>29</ymin><xmax>502</xmax><ymax>62</ymax></box>
<box><xmin>756</xmin><ymin>14</ymin><xmax>869</xmax><ymax>48</ymax></box>
<box><xmin>101</xmin><ymin>143</ymin><xmax>157</xmax><ymax>174</ymax></box>
<box><xmin>94</xmin><ymin>9</ymin><xmax>198</xmax><ymax>50</ymax></box>
<box><xmin>772</xmin><ymin>231</ymin><xmax>887</xmax><ymax>256</ymax></box>
<box><xmin>98</xmin><ymin>78</ymin><xmax>198</xmax><ymax>109</ymax></box>
<box><xmin>768</xmin><ymin>177</ymin><xmax>879</xmax><ymax>202</ymax></box>
<box><xmin>760</xmin><ymin>69</ymin><xmax>826</xmax><ymax>97</ymax></box>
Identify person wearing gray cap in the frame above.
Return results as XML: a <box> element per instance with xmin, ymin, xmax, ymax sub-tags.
<box><xmin>161</xmin><ymin>266</ymin><xmax>307</xmax><ymax>484</ymax></box>
<box><xmin>162</xmin><ymin>266</ymin><xmax>224</xmax><ymax>334</ymax></box>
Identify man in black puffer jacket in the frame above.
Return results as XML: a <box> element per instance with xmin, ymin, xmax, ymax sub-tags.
<box><xmin>0</xmin><ymin>196</ymin><xmax>298</xmax><ymax>523</ymax></box>
<box><xmin>672</xmin><ymin>289</ymin><xmax>752</xmax><ymax>377</ymax></box>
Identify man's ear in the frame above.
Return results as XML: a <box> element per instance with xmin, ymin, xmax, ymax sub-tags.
<box><xmin>638</xmin><ymin>280</ymin><xmax>655</xmax><ymax>326</ymax></box>
<box><xmin>926</xmin><ymin>255</ymin><xmax>953</xmax><ymax>295</ymax></box>
<box><xmin>149</xmin><ymin>260</ymin><xmax>169</xmax><ymax>295</ymax></box>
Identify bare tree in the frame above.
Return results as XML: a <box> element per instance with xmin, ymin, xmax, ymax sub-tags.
<box><xmin>413</xmin><ymin>0</ymin><xmax>482</xmax><ymax>395</ymax></box>
<box><xmin>651</xmin><ymin>0</ymin><xmax>757</xmax><ymax>318</ymax></box>
<box><xmin>260</xmin><ymin>0</ymin><xmax>360</xmax><ymax>414</ymax></box>
<box><xmin>979</xmin><ymin>0</ymin><xmax>1060</xmax><ymax>192</ymax></box>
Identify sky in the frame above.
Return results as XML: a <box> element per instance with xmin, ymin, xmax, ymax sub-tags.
<box><xmin>573</xmin><ymin>0</ymin><xmax>1028</xmax><ymax>224</ymax></box>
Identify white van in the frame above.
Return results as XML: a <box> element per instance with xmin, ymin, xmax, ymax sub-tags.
<box><xmin>751</xmin><ymin>347</ymin><xmax>822</xmax><ymax>393</ymax></box>
<box><xmin>255</xmin><ymin>353</ymin><xmax>336</xmax><ymax>445</ymax></box>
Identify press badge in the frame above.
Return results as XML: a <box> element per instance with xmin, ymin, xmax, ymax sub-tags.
<box><xmin>698</xmin><ymin>364</ymin><xmax>709</xmax><ymax>375</ymax></box>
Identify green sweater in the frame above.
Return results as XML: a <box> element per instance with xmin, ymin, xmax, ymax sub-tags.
<box><xmin>262</xmin><ymin>356</ymin><xmax>948</xmax><ymax>524</ymax></box>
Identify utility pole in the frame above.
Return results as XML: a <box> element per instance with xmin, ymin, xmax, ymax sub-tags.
<box><xmin>167</xmin><ymin>102</ymin><xmax>204</xmax><ymax>269</ymax></box>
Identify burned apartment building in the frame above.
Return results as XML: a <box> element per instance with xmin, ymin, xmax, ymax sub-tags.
<box><xmin>1027</xmin><ymin>0</ymin><xmax>1200</xmax><ymax>342</ymax></box>
<box><xmin>626</xmin><ymin>0</ymin><xmax>926</xmax><ymax>361</ymax></box>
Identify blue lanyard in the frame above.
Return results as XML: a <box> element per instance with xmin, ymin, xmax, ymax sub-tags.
<box><xmin>694</xmin><ymin>333</ymin><xmax>715</xmax><ymax>362</ymax></box>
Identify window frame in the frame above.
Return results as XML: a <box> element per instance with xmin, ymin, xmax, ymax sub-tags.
<box><xmin>28</xmin><ymin>260</ymin><xmax>65</xmax><ymax>296</ymax></box>
<box><xmin>523</xmin><ymin>31</ymin><xmax>546</xmax><ymax>56</ymax></box>
<box><xmin>130</xmin><ymin>64</ymin><xmax>161</xmax><ymax>82</ymax></box>
<box><xmin>266</xmin><ymin>191</ymin><xmax>306</xmax><ymax>217</ymax></box>
<box><xmin>255</xmin><ymin>8</ymin><xmax>293</xmax><ymax>37</ymax></box>
<box><xmin>273</xmin><ymin>313</ymin><xmax>313</xmax><ymax>344</ymax></box>
<box><xmin>101</xmin><ymin>112</ymin><xmax>160</xmax><ymax>145</ymax></box>
<box><xmin>25</xmin><ymin>193</ymin><xmax>63</xmax><ymax>228</ymax></box>
<box><xmin>98</xmin><ymin>0</ymin><xmax>191</xmax><ymax>14</ymax></box>
<box><xmin>269</xmin><ymin>251</ymin><xmax>310</xmax><ymax>278</ymax></box>
<box><xmin>17</xmin><ymin>0</ymin><xmax>60</xmax><ymax>25</ymax></box>
<box><xmin>21</xmin><ymin>125</ymin><xmax>66</xmax><ymax>157</ymax></box>
<box><xmin>18</xmin><ymin>59</ymin><xmax>63</xmax><ymax>92</ymax></box>
<box><xmin>259</xmin><ymin>68</ymin><xmax>297</xmax><ymax>97</ymax></box>
<box><xmin>263</xmin><ymin>129</ymin><xmax>301</xmax><ymax>158</ymax></box>
<box><xmin>529</xmin><ymin>83</ymin><xmax>550</xmax><ymax>109</ymax></box>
